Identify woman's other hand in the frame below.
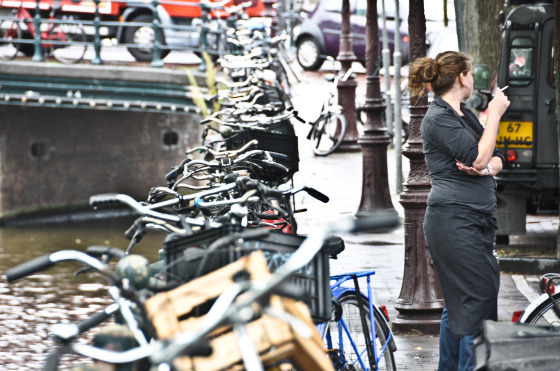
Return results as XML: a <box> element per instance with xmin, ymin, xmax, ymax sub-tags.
<box><xmin>456</xmin><ymin>160</ymin><xmax>488</xmax><ymax>176</ymax></box>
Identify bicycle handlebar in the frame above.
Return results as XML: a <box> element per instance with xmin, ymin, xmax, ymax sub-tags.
<box><xmin>173</xmin><ymin>150</ymin><xmax>290</xmax><ymax>188</ymax></box>
<box><xmin>216</xmin><ymin>75</ymin><xmax>259</xmax><ymax>89</ymax></box>
<box><xmin>90</xmin><ymin>193</ymin><xmax>181</xmax><ymax>223</ymax></box>
<box><xmin>5</xmin><ymin>254</ymin><xmax>53</xmax><ymax>283</ymax></box>
<box><xmin>203</xmin><ymin>109</ymin><xmax>298</xmax><ymax>129</ymax></box>
<box><xmin>77</xmin><ymin>303</ymin><xmax>120</xmax><ymax>334</ymax></box>
<box><xmin>217</xmin><ymin>87</ymin><xmax>265</xmax><ymax>105</ymax></box>
<box><xmin>165</xmin><ymin>158</ymin><xmax>192</xmax><ymax>183</ymax></box>
<box><xmin>267</xmin><ymin>151</ymin><xmax>288</xmax><ymax>163</ymax></box>
<box><xmin>86</xmin><ymin>246</ymin><xmax>126</xmax><ymax>260</ymax></box>
<box><xmin>295</xmin><ymin>186</ymin><xmax>330</xmax><ymax>203</ymax></box>
<box><xmin>186</xmin><ymin>139</ymin><xmax>258</xmax><ymax>159</ymax></box>
<box><xmin>219</xmin><ymin>56</ymin><xmax>273</xmax><ymax>70</ymax></box>
<box><xmin>6</xmin><ymin>250</ymin><xmax>116</xmax><ymax>283</ymax></box>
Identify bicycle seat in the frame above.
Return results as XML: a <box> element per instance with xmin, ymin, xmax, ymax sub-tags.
<box><xmin>324</xmin><ymin>235</ymin><xmax>345</xmax><ymax>259</ymax></box>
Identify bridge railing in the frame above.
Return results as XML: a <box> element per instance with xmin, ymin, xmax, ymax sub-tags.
<box><xmin>0</xmin><ymin>0</ymin><xmax>274</xmax><ymax>68</ymax></box>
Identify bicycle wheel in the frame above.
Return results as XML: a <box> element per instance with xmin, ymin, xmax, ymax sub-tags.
<box><xmin>324</xmin><ymin>292</ymin><xmax>396</xmax><ymax>371</ymax></box>
<box><xmin>273</xmin><ymin>58</ymin><xmax>292</xmax><ymax>97</ymax></box>
<box><xmin>0</xmin><ymin>20</ymin><xmax>21</xmax><ymax>60</ymax></box>
<box><xmin>48</xmin><ymin>21</ymin><xmax>87</xmax><ymax>64</ymax></box>
<box><xmin>519</xmin><ymin>292</ymin><xmax>560</xmax><ymax>326</ymax></box>
<box><xmin>311</xmin><ymin>112</ymin><xmax>347</xmax><ymax>156</ymax></box>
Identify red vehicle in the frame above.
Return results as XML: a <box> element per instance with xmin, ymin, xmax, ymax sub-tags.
<box><xmin>0</xmin><ymin>0</ymin><xmax>264</xmax><ymax>61</ymax></box>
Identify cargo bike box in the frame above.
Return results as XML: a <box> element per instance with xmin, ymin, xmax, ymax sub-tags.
<box><xmin>145</xmin><ymin>251</ymin><xmax>334</xmax><ymax>371</ymax></box>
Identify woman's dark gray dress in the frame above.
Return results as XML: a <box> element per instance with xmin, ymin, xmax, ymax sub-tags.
<box><xmin>421</xmin><ymin>96</ymin><xmax>504</xmax><ymax>338</ymax></box>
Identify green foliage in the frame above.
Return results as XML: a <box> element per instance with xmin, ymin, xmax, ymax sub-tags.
<box><xmin>185</xmin><ymin>52</ymin><xmax>223</xmax><ymax>118</ymax></box>
<box><xmin>186</xmin><ymin>69</ymin><xmax>209</xmax><ymax>118</ymax></box>
<box><xmin>202</xmin><ymin>51</ymin><xmax>222</xmax><ymax>114</ymax></box>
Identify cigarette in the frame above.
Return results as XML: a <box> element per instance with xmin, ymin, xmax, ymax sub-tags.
<box><xmin>500</xmin><ymin>85</ymin><xmax>509</xmax><ymax>92</ymax></box>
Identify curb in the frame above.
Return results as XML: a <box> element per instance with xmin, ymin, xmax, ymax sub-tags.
<box><xmin>498</xmin><ymin>257</ymin><xmax>560</xmax><ymax>275</ymax></box>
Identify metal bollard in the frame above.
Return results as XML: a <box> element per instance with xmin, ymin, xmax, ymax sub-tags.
<box><xmin>150</xmin><ymin>0</ymin><xmax>164</xmax><ymax>67</ymax></box>
<box><xmin>198</xmin><ymin>3</ymin><xmax>209</xmax><ymax>72</ymax></box>
<box><xmin>32</xmin><ymin>0</ymin><xmax>44</xmax><ymax>62</ymax></box>
<box><xmin>355</xmin><ymin>0</ymin><xmax>396</xmax><ymax>216</ymax></box>
<box><xmin>335</xmin><ymin>0</ymin><xmax>360</xmax><ymax>152</ymax></box>
<box><xmin>91</xmin><ymin>0</ymin><xmax>103</xmax><ymax>65</ymax></box>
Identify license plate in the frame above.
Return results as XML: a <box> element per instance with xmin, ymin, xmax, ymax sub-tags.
<box><xmin>496</xmin><ymin>121</ymin><xmax>533</xmax><ymax>148</ymax></box>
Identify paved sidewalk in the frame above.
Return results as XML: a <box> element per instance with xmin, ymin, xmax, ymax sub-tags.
<box><xmin>289</xmin><ymin>69</ymin><xmax>552</xmax><ymax>370</ymax></box>
<box><xmin>292</xmin><ymin>143</ymin><xmax>441</xmax><ymax>370</ymax></box>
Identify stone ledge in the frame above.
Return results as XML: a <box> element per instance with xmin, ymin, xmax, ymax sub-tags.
<box><xmin>499</xmin><ymin>257</ymin><xmax>560</xmax><ymax>275</ymax></box>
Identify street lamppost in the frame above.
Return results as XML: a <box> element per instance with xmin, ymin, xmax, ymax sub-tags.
<box><xmin>392</xmin><ymin>0</ymin><xmax>444</xmax><ymax>334</ymax></box>
<box><xmin>355</xmin><ymin>0</ymin><xmax>396</xmax><ymax>216</ymax></box>
<box><xmin>336</xmin><ymin>0</ymin><xmax>360</xmax><ymax>152</ymax></box>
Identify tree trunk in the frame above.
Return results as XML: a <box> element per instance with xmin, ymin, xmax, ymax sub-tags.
<box><xmin>460</xmin><ymin>0</ymin><xmax>504</xmax><ymax>86</ymax></box>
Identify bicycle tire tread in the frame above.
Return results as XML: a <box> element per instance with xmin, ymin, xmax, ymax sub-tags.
<box><xmin>325</xmin><ymin>291</ymin><xmax>396</xmax><ymax>371</ymax></box>
<box><xmin>521</xmin><ymin>292</ymin><xmax>560</xmax><ymax>325</ymax></box>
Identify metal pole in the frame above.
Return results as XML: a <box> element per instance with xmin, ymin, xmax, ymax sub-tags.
<box><xmin>91</xmin><ymin>0</ymin><xmax>103</xmax><ymax>65</ymax></box>
<box><xmin>198</xmin><ymin>3</ymin><xmax>209</xmax><ymax>72</ymax></box>
<box><xmin>393</xmin><ymin>0</ymin><xmax>402</xmax><ymax>194</ymax></box>
<box><xmin>381</xmin><ymin>0</ymin><xmax>393</xmax><ymax>148</ymax></box>
<box><xmin>150</xmin><ymin>0</ymin><xmax>164</xmax><ymax>67</ymax></box>
<box><xmin>336</xmin><ymin>0</ymin><xmax>360</xmax><ymax>152</ymax></box>
<box><xmin>454</xmin><ymin>0</ymin><xmax>466</xmax><ymax>52</ymax></box>
<box><xmin>355</xmin><ymin>0</ymin><xmax>396</xmax><ymax>216</ymax></box>
<box><xmin>288</xmin><ymin>0</ymin><xmax>296</xmax><ymax>47</ymax></box>
<box><xmin>392</xmin><ymin>0</ymin><xmax>443</xmax><ymax>334</ymax></box>
<box><xmin>32</xmin><ymin>0</ymin><xmax>44</xmax><ymax>62</ymax></box>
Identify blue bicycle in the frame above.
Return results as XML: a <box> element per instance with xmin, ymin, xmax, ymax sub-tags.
<box><xmin>318</xmin><ymin>271</ymin><xmax>397</xmax><ymax>371</ymax></box>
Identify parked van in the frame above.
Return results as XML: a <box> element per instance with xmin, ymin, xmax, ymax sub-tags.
<box><xmin>473</xmin><ymin>0</ymin><xmax>556</xmax><ymax>244</ymax></box>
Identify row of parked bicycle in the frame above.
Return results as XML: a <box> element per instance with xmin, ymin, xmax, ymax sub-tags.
<box><xmin>5</xmin><ymin>13</ymin><xmax>400</xmax><ymax>371</ymax></box>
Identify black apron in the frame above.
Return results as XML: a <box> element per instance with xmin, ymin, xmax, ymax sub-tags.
<box><xmin>424</xmin><ymin>204</ymin><xmax>500</xmax><ymax>338</ymax></box>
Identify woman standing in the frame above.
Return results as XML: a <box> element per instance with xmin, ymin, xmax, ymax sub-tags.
<box><xmin>407</xmin><ymin>51</ymin><xmax>510</xmax><ymax>371</ymax></box>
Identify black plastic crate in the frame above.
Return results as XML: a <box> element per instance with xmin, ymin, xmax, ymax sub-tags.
<box><xmin>225</xmin><ymin>129</ymin><xmax>299</xmax><ymax>178</ymax></box>
<box><xmin>162</xmin><ymin>225</ymin><xmax>331</xmax><ymax>323</ymax></box>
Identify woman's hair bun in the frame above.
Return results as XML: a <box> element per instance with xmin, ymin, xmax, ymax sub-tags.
<box><xmin>424</xmin><ymin>60</ymin><xmax>438</xmax><ymax>83</ymax></box>
<box><xmin>407</xmin><ymin>51</ymin><xmax>471</xmax><ymax>97</ymax></box>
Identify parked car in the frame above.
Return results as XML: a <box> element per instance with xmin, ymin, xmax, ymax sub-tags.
<box><xmin>295</xmin><ymin>0</ymin><xmax>410</xmax><ymax>70</ymax></box>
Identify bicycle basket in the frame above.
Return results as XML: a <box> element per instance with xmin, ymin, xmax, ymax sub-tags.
<box><xmin>225</xmin><ymin>129</ymin><xmax>299</xmax><ymax>179</ymax></box>
<box><xmin>161</xmin><ymin>225</ymin><xmax>330</xmax><ymax>323</ymax></box>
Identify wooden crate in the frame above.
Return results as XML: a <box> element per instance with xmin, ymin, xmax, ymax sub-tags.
<box><xmin>145</xmin><ymin>251</ymin><xmax>334</xmax><ymax>371</ymax></box>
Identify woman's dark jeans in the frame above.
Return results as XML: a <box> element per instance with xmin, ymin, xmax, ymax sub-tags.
<box><xmin>438</xmin><ymin>307</ymin><xmax>475</xmax><ymax>371</ymax></box>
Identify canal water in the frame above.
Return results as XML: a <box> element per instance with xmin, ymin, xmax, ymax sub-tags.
<box><xmin>0</xmin><ymin>215</ymin><xmax>164</xmax><ymax>370</ymax></box>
